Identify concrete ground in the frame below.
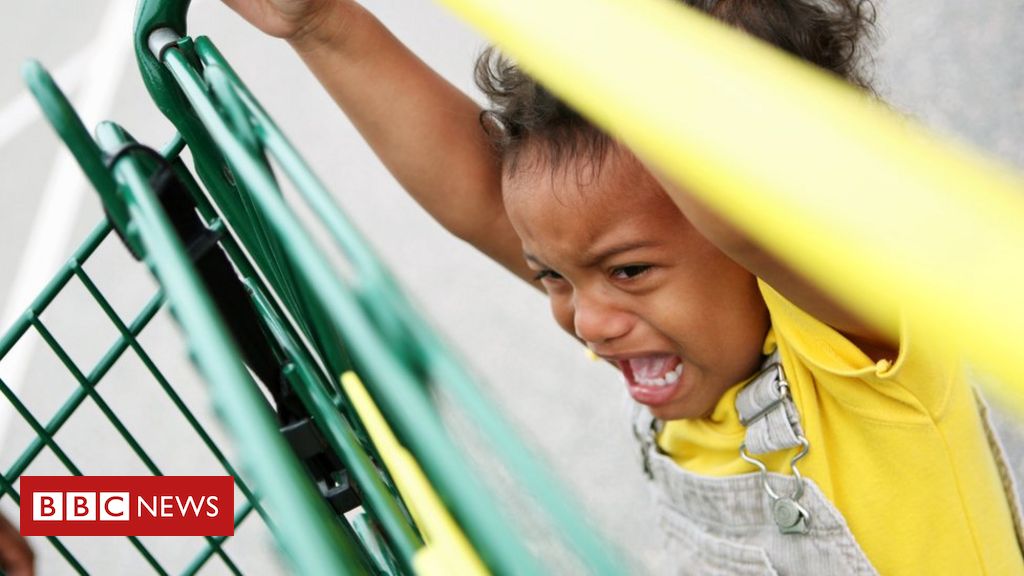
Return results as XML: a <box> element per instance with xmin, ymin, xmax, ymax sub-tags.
<box><xmin>0</xmin><ymin>0</ymin><xmax>1022</xmax><ymax>573</ymax></box>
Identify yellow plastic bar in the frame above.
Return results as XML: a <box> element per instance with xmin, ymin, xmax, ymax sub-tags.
<box><xmin>340</xmin><ymin>372</ymin><xmax>489</xmax><ymax>576</ymax></box>
<box><xmin>437</xmin><ymin>0</ymin><xmax>1024</xmax><ymax>407</ymax></box>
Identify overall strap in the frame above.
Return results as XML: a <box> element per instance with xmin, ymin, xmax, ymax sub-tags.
<box><xmin>735</xmin><ymin>350</ymin><xmax>806</xmax><ymax>455</ymax></box>
<box><xmin>630</xmin><ymin>395</ymin><xmax>662</xmax><ymax>479</ymax></box>
<box><xmin>736</xmin><ymin>349</ymin><xmax>812</xmax><ymax>534</ymax></box>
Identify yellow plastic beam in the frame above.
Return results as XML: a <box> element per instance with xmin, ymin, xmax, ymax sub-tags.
<box><xmin>340</xmin><ymin>372</ymin><xmax>489</xmax><ymax>576</ymax></box>
<box><xmin>438</xmin><ymin>0</ymin><xmax>1024</xmax><ymax>408</ymax></box>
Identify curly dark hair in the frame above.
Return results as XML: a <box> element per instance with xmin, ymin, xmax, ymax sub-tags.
<box><xmin>476</xmin><ymin>0</ymin><xmax>878</xmax><ymax>176</ymax></box>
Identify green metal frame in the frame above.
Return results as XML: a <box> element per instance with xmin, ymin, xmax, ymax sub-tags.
<box><xmin>0</xmin><ymin>0</ymin><xmax>630</xmax><ymax>573</ymax></box>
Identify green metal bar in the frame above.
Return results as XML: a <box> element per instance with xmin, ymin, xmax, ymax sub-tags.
<box><xmin>0</xmin><ymin>222</ymin><xmax>110</xmax><ymax>360</ymax></box>
<box><xmin>164</xmin><ymin>132</ymin><xmax>187</xmax><ymax>159</ymax></box>
<box><xmin>137</xmin><ymin>6</ymin><xmax>316</xmax><ymax>347</ymax></box>
<box><xmin>147</xmin><ymin>38</ymin><xmax>364</xmax><ymax>476</ymax></box>
<box><xmin>157</xmin><ymin>129</ymin><xmax>317</xmax><ymax>389</ymax></box>
<box><xmin>171</xmin><ymin>154</ymin><xmax>345</xmax><ymax>381</ymax></box>
<box><xmin>162</xmin><ymin>42</ymin><xmax>542</xmax><ymax>575</ymax></box>
<box><xmin>156</xmin><ymin>137</ymin><xmax>283</xmax><ymax>560</ymax></box>
<box><xmin>175</xmin><ymin>160</ymin><xmax>354</xmax><ymax>452</ymax></box>
<box><xmin>205</xmin><ymin>63</ymin><xmax>359</xmax><ymax>394</ymax></box>
<box><xmin>186</xmin><ymin>48</ymin><xmax>312</xmax><ymax>350</ymax></box>
<box><xmin>177</xmin><ymin>45</ymin><xmax>385</xmax><ymax>513</ymax></box>
<box><xmin>140</xmin><ymin>51</ymin><xmax>387</xmax><ymax>565</ymax></box>
<box><xmin>194</xmin><ymin>45</ymin><xmax>447</xmax><ymax>470</ymax></box>
<box><xmin>352</xmin><ymin>511</ymin><xmax>403</xmax><ymax>576</ymax></box>
<box><xmin>196</xmin><ymin>37</ymin><xmax>625</xmax><ymax>573</ymax></box>
<box><xmin>195</xmin><ymin>44</ymin><xmax>387</xmax><ymax>287</ymax></box>
<box><xmin>195</xmin><ymin>44</ymin><xmax>424</xmax><ymax>388</ymax></box>
<box><xmin>249</xmin><ymin>283</ymin><xmax>422</xmax><ymax>570</ymax></box>
<box><xmin>94</xmin><ymin>119</ymin><xmax>366</xmax><ymax>575</ymax></box>
<box><xmin>199</xmin><ymin>49</ymin><xmax>410</xmax><ymax>353</ymax></box>
<box><xmin>198</xmin><ymin>103</ymin><xmax>301</xmax><ymax>329</ymax></box>
<box><xmin>0</xmin><ymin>398</ymin><xmax>89</xmax><ymax>575</ymax></box>
<box><xmin>183</xmin><ymin>535</ymin><xmax>231</xmax><ymax>576</ymax></box>
<box><xmin>0</xmin><ymin>220</ymin><xmax>153</xmax><ymax>564</ymax></box>
<box><xmin>165</xmin><ymin>55</ymin><xmax>354</xmax><ymax>401</ymax></box>
<box><xmin>181</xmin><ymin>501</ymin><xmax>256</xmax><ymax>576</ymax></box>
<box><xmin>20</xmin><ymin>63</ymin><xmax>128</xmax><ymax>242</ymax></box>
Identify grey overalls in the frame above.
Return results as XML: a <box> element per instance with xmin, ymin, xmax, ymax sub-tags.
<box><xmin>629</xmin><ymin>352</ymin><xmax>1024</xmax><ymax>575</ymax></box>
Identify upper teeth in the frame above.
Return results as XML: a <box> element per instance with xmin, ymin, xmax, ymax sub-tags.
<box><xmin>636</xmin><ymin>362</ymin><xmax>683</xmax><ymax>387</ymax></box>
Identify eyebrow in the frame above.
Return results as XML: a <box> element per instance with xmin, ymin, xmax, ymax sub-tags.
<box><xmin>523</xmin><ymin>240</ymin><xmax>660</xmax><ymax>268</ymax></box>
<box><xmin>582</xmin><ymin>240</ymin><xmax>660</xmax><ymax>267</ymax></box>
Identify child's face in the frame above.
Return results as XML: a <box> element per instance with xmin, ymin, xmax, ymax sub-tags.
<box><xmin>503</xmin><ymin>145</ymin><xmax>770</xmax><ymax>420</ymax></box>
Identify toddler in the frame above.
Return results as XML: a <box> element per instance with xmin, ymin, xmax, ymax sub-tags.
<box><xmin>222</xmin><ymin>0</ymin><xmax>1024</xmax><ymax>572</ymax></box>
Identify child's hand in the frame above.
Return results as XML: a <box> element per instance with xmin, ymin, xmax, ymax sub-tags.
<box><xmin>222</xmin><ymin>0</ymin><xmax>531</xmax><ymax>288</ymax></box>
<box><xmin>220</xmin><ymin>0</ymin><xmax>359</xmax><ymax>50</ymax></box>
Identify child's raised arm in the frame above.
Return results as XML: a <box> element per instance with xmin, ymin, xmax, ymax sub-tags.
<box><xmin>650</xmin><ymin>168</ymin><xmax>898</xmax><ymax>361</ymax></box>
<box><xmin>219</xmin><ymin>0</ymin><xmax>534</xmax><ymax>284</ymax></box>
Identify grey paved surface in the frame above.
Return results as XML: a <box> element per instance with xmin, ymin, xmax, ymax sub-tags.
<box><xmin>0</xmin><ymin>0</ymin><xmax>1022</xmax><ymax>574</ymax></box>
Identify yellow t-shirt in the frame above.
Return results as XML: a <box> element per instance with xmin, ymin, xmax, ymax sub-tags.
<box><xmin>657</xmin><ymin>280</ymin><xmax>1023</xmax><ymax>575</ymax></box>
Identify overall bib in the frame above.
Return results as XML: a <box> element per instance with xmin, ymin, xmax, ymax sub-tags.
<box><xmin>630</xmin><ymin>352</ymin><xmax>1024</xmax><ymax>575</ymax></box>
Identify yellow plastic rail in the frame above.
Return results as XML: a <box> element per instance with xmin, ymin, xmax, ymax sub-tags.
<box><xmin>340</xmin><ymin>372</ymin><xmax>489</xmax><ymax>576</ymax></box>
<box><xmin>438</xmin><ymin>0</ymin><xmax>1024</xmax><ymax>408</ymax></box>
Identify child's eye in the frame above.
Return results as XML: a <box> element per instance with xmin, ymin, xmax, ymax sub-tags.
<box><xmin>533</xmin><ymin>269</ymin><xmax>564</xmax><ymax>282</ymax></box>
<box><xmin>611</xmin><ymin>265</ymin><xmax>651</xmax><ymax>280</ymax></box>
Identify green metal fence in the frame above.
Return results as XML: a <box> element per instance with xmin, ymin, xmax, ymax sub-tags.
<box><xmin>0</xmin><ymin>0</ymin><xmax>627</xmax><ymax>573</ymax></box>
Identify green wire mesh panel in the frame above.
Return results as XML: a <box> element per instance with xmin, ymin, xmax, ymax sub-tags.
<box><xmin>0</xmin><ymin>219</ymin><xmax>281</xmax><ymax>574</ymax></box>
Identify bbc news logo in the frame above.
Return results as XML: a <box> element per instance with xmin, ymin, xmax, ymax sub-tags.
<box><xmin>20</xmin><ymin>476</ymin><xmax>233</xmax><ymax>536</ymax></box>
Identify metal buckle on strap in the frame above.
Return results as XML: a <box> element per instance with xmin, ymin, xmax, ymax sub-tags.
<box><xmin>737</xmin><ymin>353</ymin><xmax>812</xmax><ymax>534</ymax></box>
<box><xmin>738</xmin><ymin>362</ymin><xmax>788</xmax><ymax>428</ymax></box>
<box><xmin>740</xmin><ymin>436</ymin><xmax>811</xmax><ymax>534</ymax></box>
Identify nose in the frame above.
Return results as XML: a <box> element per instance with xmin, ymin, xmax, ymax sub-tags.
<box><xmin>572</xmin><ymin>289</ymin><xmax>633</xmax><ymax>346</ymax></box>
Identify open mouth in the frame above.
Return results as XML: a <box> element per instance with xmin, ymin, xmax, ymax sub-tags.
<box><xmin>618</xmin><ymin>355</ymin><xmax>685</xmax><ymax>406</ymax></box>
